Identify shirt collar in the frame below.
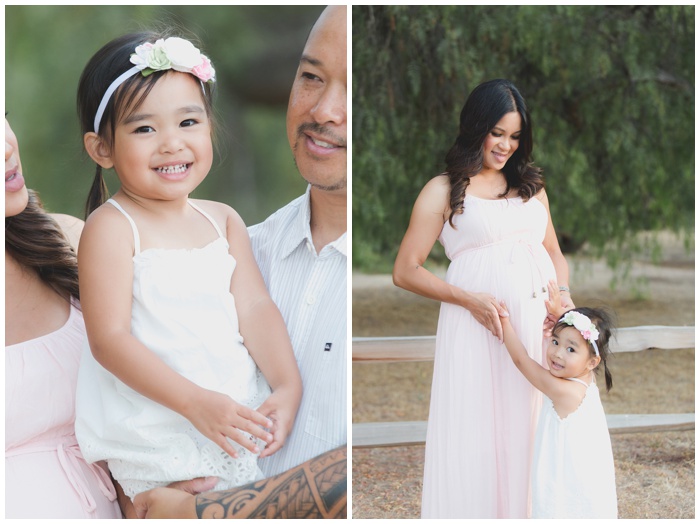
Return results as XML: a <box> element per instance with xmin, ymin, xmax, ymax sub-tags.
<box><xmin>280</xmin><ymin>185</ymin><xmax>347</xmax><ymax>259</ymax></box>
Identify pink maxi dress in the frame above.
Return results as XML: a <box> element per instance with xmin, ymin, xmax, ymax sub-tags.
<box><xmin>5</xmin><ymin>302</ymin><xmax>121</xmax><ymax>519</ymax></box>
<box><xmin>421</xmin><ymin>194</ymin><xmax>556</xmax><ymax>518</ymax></box>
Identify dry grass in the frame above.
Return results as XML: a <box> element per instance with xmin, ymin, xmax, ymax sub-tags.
<box><xmin>351</xmin><ymin>254</ymin><xmax>694</xmax><ymax>519</ymax></box>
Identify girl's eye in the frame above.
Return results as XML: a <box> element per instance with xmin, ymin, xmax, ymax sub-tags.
<box><xmin>181</xmin><ymin>119</ymin><xmax>198</xmax><ymax>128</ymax></box>
<box><xmin>491</xmin><ymin>132</ymin><xmax>502</xmax><ymax>137</ymax></box>
<box><xmin>134</xmin><ymin>126</ymin><xmax>154</xmax><ymax>134</ymax></box>
<box><xmin>567</xmin><ymin>347</ymin><xmax>575</xmax><ymax>353</ymax></box>
<box><xmin>552</xmin><ymin>339</ymin><xmax>558</xmax><ymax>346</ymax></box>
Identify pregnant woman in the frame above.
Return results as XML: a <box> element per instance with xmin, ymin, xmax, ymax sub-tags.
<box><xmin>393</xmin><ymin>79</ymin><xmax>574</xmax><ymax>518</ymax></box>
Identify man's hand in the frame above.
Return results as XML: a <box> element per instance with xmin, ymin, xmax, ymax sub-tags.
<box><xmin>133</xmin><ymin>477</ymin><xmax>218</xmax><ymax>518</ymax></box>
<box><xmin>134</xmin><ymin>487</ymin><xmax>196</xmax><ymax>519</ymax></box>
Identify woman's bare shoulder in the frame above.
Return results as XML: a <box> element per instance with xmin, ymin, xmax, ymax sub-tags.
<box><xmin>427</xmin><ymin>173</ymin><xmax>451</xmax><ymax>190</ymax></box>
<box><xmin>416</xmin><ymin>174</ymin><xmax>451</xmax><ymax>219</ymax></box>
<box><xmin>50</xmin><ymin>213</ymin><xmax>85</xmax><ymax>251</ymax></box>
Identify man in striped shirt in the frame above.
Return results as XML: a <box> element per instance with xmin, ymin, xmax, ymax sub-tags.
<box><xmin>251</xmin><ymin>3</ymin><xmax>347</xmax><ymax>477</ymax></box>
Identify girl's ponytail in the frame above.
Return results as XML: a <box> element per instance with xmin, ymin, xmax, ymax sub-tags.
<box><xmin>602</xmin><ymin>358</ymin><xmax>613</xmax><ymax>392</ymax></box>
<box><xmin>85</xmin><ymin>165</ymin><xmax>110</xmax><ymax>218</ymax></box>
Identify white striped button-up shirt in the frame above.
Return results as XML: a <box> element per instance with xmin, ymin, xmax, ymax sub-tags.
<box><xmin>248</xmin><ymin>186</ymin><xmax>347</xmax><ymax>476</ymax></box>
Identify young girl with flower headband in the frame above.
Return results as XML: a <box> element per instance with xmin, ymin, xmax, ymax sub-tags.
<box><xmin>73</xmin><ymin>32</ymin><xmax>302</xmax><ymax>501</ymax></box>
<box><xmin>498</xmin><ymin>281</ymin><xmax>617</xmax><ymax>518</ymax></box>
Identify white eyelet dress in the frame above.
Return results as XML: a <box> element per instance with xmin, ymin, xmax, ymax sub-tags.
<box><xmin>75</xmin><ymin>199</ymin><xmax>271</xmax><ymax>500</ymax></box>
<box><xmin>531</xmin><ymin>377</ymin><xmax>618</xmax><ymax>518</ymax></box>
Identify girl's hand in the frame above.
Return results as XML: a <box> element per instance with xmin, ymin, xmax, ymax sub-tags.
<box><xmin>498</xmin><ymin>300</ymin><xmax>511</xmax><ymax>328</ymax></box>
<box><xmin>185</xmin><ymin>388</ymin><xmax>273</xmax><ymax>458</ymax></box>
<box><xmin>255</xmin><ymin>391</ymin><xmax>298</xmax><ymax>458</ymax></box>
<box><xmin>544</xmin><ymin>280</ymin><xmax>575</xmax><ymax>336</ymax></box>
<box><xmin>466</xmin><ymin>293</ymin><xmax>508</xmax><ymax>343</ymax></box>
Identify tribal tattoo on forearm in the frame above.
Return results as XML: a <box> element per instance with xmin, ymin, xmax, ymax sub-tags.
<box><xmin>195</xmin><ymin>447</ymin><xmax>347</xmax><ymax>519</ymax></box>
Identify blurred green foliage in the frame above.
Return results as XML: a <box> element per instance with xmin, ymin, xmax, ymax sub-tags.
<box><xmin>353</xmin><ymin>5</ymin><xmax>694</xmax><ymax>272</ymax></box>
<box><xmin>6</xmin><ymin>5</ymin><xmax>324</xmax><ymax>225</ymax></box>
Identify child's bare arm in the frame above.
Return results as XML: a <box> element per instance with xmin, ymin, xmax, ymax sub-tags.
<box><xmin>223</xmin><ymin>205</ymin><xmax>303</xmax><ymax>457</ymax></box>
<box><xmin>499</xmin><ymin>302</ymin><xmax>560</xmax><ymax>398</ymax></box>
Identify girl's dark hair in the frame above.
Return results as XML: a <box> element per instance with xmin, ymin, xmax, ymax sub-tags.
<box><xmin>77</xmin><ymin>30</ymin><xmax>216</xmax><ymax>218</ymax></box>
<box><xmin>552</xmin><ymin>307</ymin><xmax>615</xmax><ymax>392</ymax></box>
<box><xmin>443</xmin><ymin>79</ymin><xmax>544</xmax><ymax>227</ymax></box>
<box><xmin>5</xmin><ymin>189</ymin><xmax>80</xmax><ymax>302</ymax></box>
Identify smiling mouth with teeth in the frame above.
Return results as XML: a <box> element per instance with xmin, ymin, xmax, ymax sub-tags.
<box><xmin>155</xmin><ymin>164</ymin><xmax>189</xmax><ymax>174</ymax></box>
<box><xmin>310</xmin><ymin>136</ymin><xmax>337</xmax><ymax>149</ymax></box>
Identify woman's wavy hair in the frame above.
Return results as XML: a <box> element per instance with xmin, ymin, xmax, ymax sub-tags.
<box><xmin>552</xmin><ymin>306</ymin><xmax>615</xmax><ymax>392</ymax></box>
<box><xmin>77</xmin><ymin>30</ymin><xmax>217</xmax><ymax>218</ymax></box>
<box><xmin>443</xmin><ymin>79</ymin><xmax>544</xmax><ymax>227</ymax></box>
<box><xmin>5</xmin><ymin>189</ymin><xmax>80</xmax><ymax>302</ymax></box>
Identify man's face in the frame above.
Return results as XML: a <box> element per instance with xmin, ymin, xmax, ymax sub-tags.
<box><xmin>286</xmin><ymin>5</ymin><xmax>347</xmax><ymax>193</ymax></box>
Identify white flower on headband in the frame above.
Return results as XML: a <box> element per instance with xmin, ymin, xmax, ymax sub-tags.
<box><xmin>560</xmin><ymin>311</ymin><xmax>600</xmax><ymax>343</ymax></box>
<box><xmin>130</xmin><ymin>37</ymin><xmax>216</xmax><ymax>83</ymax></box>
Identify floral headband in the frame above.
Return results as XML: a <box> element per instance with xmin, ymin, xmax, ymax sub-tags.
<box><xmin>93</xmin><ymin>37</ymin><xmax>216</xmax><ymax>133</ymax></box>
<box><xmin>558</xmin><ymin>311</ymin><xmax>600</xmax><ymax>356</ymax></box>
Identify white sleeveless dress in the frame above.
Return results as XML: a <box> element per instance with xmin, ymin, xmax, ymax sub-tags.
<box><xmin>531</xmin><ymin>377</ymin><xmax>618</xmax><ymax>518</ymax></box>
<box><xmin>422</xmin><ymin>195</ymin><xmax>556</xmax><ymax>518</ymax></box>
<box><xmin>75</xmin><ymin>199</ymin><xmax>271</xmax><ymax>500</ymax></box>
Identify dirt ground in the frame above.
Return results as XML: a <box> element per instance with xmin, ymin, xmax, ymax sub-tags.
<box><xmin>351</xmin><ymin>235</ymin><xmax>695</xmax><ymax>519</ymax></box>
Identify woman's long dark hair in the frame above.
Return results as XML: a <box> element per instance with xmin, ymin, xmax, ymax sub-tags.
<box><xmin>444</xmin><ymin>79</ymin><xmax>544</xmax><ymax>227</ymax></box>
<box><xmin>77</xmin><ymin>30</ymin><xmax>216</xmax><ymax>218</ymax></box>
<box><xmin>5</xmin><ymin>189</ymin><xmax>80</xmax><ymax>302</ymax></box>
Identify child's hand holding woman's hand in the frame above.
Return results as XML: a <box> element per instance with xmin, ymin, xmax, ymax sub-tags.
<box><xmin>185</xmin><ymin>388</ymin><xmax>273</xmax><ymax>459</ymax></box>
<box><xmin>498</xmin><ymin>301</ymin><xmax>511</xmax><ymax>325</ymax></box>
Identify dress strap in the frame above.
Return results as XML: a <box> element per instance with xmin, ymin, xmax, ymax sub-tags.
<box><xmin>188</xmin><ymin>200</ymin><xmax>225</xmax><ymax>239</ymax></box>
<box><xmin>106</xmin><ymin>198</ymin><xmax>141</xmax><ymax>255</ymax></box>
<box><xmin>566</xmin><ymin>377</ymin><xmax>590</xmax><ymax>387</ymax></box>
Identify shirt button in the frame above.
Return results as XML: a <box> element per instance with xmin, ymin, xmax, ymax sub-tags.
<box><xmin>306</xmin><ymin>295</ymin><xmax>316</xmax><ymax>305</ymax></box>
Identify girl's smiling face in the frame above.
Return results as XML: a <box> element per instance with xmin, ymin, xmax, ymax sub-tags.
<box><xmin>97</xmin><ymin>72</ymin><xmax>213</xmax><ymax>203</ymax></box>
<box><xmin>481</xmin><ymin>111</ymin><xmax>521</xmax><ymax>174</ymax></box>
<box><xmin>547</xmin><ymin>326</ymin><xmax>600</xmax><ymax>380</ymax></box>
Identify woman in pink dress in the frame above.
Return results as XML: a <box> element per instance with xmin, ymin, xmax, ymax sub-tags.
<box><xmin>393</xmin><ymin>79</ymin><xmax>575</xmax><ymax>518</ymax></box>
<box><xmin>5</xmin><ymin>118</ymin><xmax>122</xmax><ymax>518</ymax></box>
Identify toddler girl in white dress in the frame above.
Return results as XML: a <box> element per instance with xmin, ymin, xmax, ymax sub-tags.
<box><xmin>499</xmin><ymin>281</ymin><xmax>617</xmax><ymax>518</ymax></box>
<box><xmin>74</xmin><ymin>31</ymin><xmax>302</xmax><ymax>500</ymax></box>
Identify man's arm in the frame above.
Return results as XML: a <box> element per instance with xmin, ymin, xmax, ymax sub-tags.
<box><xmin>134</xmin><ymin>446</ymin><xmax>347</xmax><ymax>519</ymax></box>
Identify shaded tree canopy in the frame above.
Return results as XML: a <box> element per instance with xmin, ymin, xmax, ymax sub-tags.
<box><xmin>353</xmin><ymin>5</ymin><xmax>694</xmax><ymax>271</ymax></box>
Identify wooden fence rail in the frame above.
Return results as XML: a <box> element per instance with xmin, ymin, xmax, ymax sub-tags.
<box><xmin>352</xmin><ymin>325</ymin><xmax>695</xmax><ymax>448</ymax></box>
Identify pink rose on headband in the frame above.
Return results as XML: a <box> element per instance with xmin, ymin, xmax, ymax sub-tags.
<box><xmin>560</xmin><ymin>311</ymin><xmax>600</xmax><ymax>342</ymax></box>
<box><xmin>192</xmin><ymin>56</ymin><xmax>216</xmax><ymax>83</ymax></box>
